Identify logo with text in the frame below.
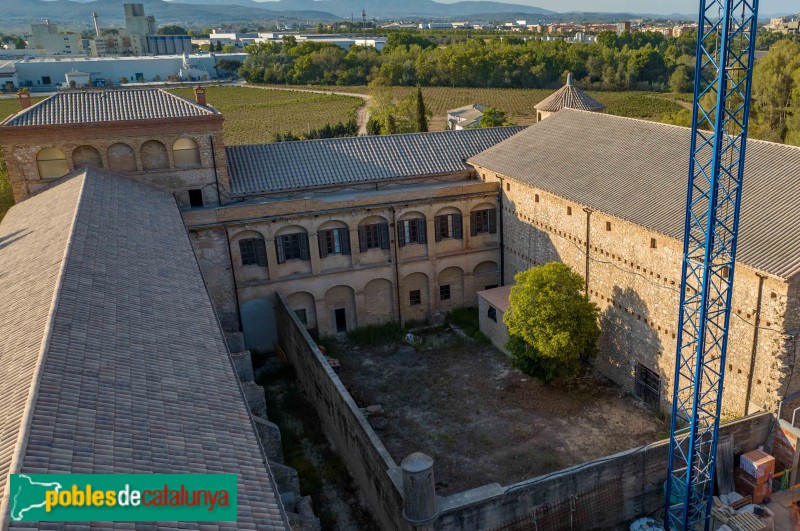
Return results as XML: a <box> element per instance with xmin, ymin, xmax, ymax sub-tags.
<box><xmin>9</xmin><ymin>474</ymin><xmax>236</xmax><ymax>522</ymax></box>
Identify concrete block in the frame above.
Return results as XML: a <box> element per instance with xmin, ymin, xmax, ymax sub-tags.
<box><xmin>252</xmin><ymin>415</ymin><xmax>283</xmax><ymax>463</ymax></box>
<box><xmin>269</xmin><ymin>460</ymin><xmax>300</xmax><ymax>497</ymax></box>
<box><xmin>231</xmin><ymin>350</ymin><xmax>255</xmax><ymax>382</ymax></box>
<box><xmin>241</xmin><ymin>381</ymin><xmax>267</xmax><ymax>418</ymax></box>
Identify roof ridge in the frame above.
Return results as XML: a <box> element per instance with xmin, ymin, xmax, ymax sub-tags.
<box><xmin>0</xmin><ymin>170</ymin><xmax>87</xmax><ymax>526</ymax></box>
<box><xmin>229</xmin><ymin>125</ymin><xmax>527</xmax><ymax>149</ymax></box>
<box><xmin>559</xmin><ymin>108</ymin><xmax>800</xmax><ymax>151</ymax></box>
<box><xmin>157</xmin><ymin>87</ymin><xmax>220</xmax><ymax>115</ymax></box>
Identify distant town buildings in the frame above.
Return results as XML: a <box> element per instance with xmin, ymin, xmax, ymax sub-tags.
<box><xmin>767</xmin><ymin>16</ymin><xmax>799</xmax><ymax>34</ymax></box>
<box><xmin>90</xmin><ymin>3</ymin><xmax>192</xmax><ymax>57</ymax></box>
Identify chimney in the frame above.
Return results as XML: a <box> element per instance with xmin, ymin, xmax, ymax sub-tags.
<box><xmin>18</xmin><ymin>91</ymin><xmax>32</xmax><ymax>110</ymax></box>
<box><xmin>566</xmin><ymin>72</ymin><xmax>573</xmax><ymax>86</ymax></box>
<box><xmin>193</xmin><ymin>86</ymin><xmax>206</xmax><ymax>106</ymax></box>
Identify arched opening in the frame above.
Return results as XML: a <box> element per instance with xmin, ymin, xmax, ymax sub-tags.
<box><xmin>470</xmin><ymin>203</ymin><xmax>498</xmax><ymax>236</ymax></box>
<box><xmin>473</xmin><ymin>261</ymin><xmax>501</xmax><ymax>295</ymax></box>
<box><xmin>438</xmin><ymin>266</ymin><xmax>465</xmax><ymax>311</ymax></box>
<box><xmin>36</xmin><ymin>148</ymin><xmax>69</xmax><ymax>179</ymax></box>
<box><xmin>364</xmin><ymin>278</ymin><xmax>394</xmax><ymax>325</ymax></box>
<box><xmin>434</xmin><ymin>206</ymin><xmax>463</xmax><ymax>242</ymax></box>
<box><xmin>72</xmin><ymin>145</ymin><xmax>103</xmax><ymax>169</ymax></box>
<box><xmin>397</xmin><ymin>211</ymin><xmax>427</xmax><ymax>247</ymax></box>
<box><xmin>287</xmin><ymin>291</ymin><xmax>317</xmax><ymax>333</ymax></box>
<box><xmin>401</xmin><ymin>272</ymin><xmax>429</xmax><ymax>324</ymax></box>
<box><xmin>357</xmin><ymin>215</ymin><xmax>390</xmax><ymax>253</ymax></box>
<box><xmin>107</xmin><ymin>143</ymin><xmax>137</xmax><ymax>173</ymax></box>
<box><xmin>173</xmin><ymin>137</ymin><xmax>202</xmax><ymax>168</ymax></box>
<box><xmin>324</xmin><ymin>285</ymin><xmax>356</xmax><ymax>334</ymax></box>
<box><xmin>141</xmin><ymin>140</ymin><xmax>169</xmax><ymax>171</ymax></box>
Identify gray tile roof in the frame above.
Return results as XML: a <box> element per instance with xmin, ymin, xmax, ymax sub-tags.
<box><xmin>0</xmin><ymin>167</ymin><xmax>288</xmax><ymax>529</ymax></box>
<box><xmin>226</xmin><ymin>126</ymin><xmax>526</xmax><ymax>196</ymax></box>
<box><xmin>469</xmin><ymin>109</ymin><xmax>800</xmax><ymax>280</ymax></box>
<box><xmin>1</xmin><ymin>89</ymin><xmax>218</xmax><ymax>127</ymax></box>
<box><xmin>534</xmin><ymin>77</ymin><xmax>605</xmax><ymax>113</ymax></box>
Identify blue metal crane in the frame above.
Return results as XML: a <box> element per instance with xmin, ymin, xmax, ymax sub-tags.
<box><xmin>665</xmin><ymin>0</ymin><xmax>759</xmax><ymax>529</ymax></box>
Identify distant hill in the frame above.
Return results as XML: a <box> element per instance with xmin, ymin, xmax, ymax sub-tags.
<box><xmin>2</xmin><ymin>0</ymin><xmax>341</xmax><ymax>24</ymax></box>
<box><xmin>11</xmin><ymin>0</ymin><xmax>554</xmax><ymax>24</ymax></box>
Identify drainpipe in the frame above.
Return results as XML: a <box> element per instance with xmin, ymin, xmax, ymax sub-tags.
<box><xmin>224</xmin><ymin>226</ymin><xmax>243</xmax><ymax>332</ymax></box>
<box><xmin>209</xmin><ymin>134</ymin><xmax>222</xmax><ymax>205</ymax></box>
<box><xmin>744</xmin><ymin>273</ymin><xmax>766</xmax><ymax>415</ymax></box>
<box><xmin>583</xmin><ymin>207</ymin><xmax>592</xmax><ymax>296</ymax></box>
<box><xmin>497</xmin><ymin>177</ymin><xmax>505</xmax><ymax>286</ymax></box>
<box><xmin>391</xmin><ymin>206</ymin><xmax>402</xmax><ymax>324</ymax></box>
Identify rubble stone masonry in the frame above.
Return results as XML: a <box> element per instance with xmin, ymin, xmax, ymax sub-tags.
<box><xmin>474</xmin><ymin>165</ymin><xmax>798</xmax><ymax>416</ymax></box>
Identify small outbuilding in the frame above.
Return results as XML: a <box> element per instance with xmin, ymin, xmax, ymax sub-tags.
<box><xmin>477</xmin><ymin>284</ymin><xmax>513</xmax><ymax>355</ymax></box>
<box><xmin>447</xmin><ymin>103</ymin><xmax>487</xmax><ymax>130</ymax></box>
<box><xmin>534</xmin><ymin>72</ymin><xmax>605</xmax><ymax>122</ymax></box>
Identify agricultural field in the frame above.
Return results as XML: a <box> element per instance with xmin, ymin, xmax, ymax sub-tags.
<box><xmin>268</xmin><ymin>84</ymin><xmax>691</xmax><ymax>130</ymax></box>
<box><xmin>0</xmin><ymin>96</ymin><xmax>44</xmax><ymax>122</ymax></box>
<box><xmin>169</xmin><ymin>86</ymin><xmax>364</xmax><ymax>145</ymax></box>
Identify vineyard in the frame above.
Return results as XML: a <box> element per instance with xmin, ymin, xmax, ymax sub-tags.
<box><xmin>267</xmin><ymin>85</ymin><xmax>689</xmax><ymax>130</ymax></box>
<box><xmin>169</xmin><ymin>86</ymin><xmax>364</xmax><ymax>145</ymax></box>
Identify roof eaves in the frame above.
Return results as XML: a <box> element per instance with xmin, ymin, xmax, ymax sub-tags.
<box><xmin>0</xmin><ymin>169</ymin><xmax>87</xmax><ymax>528</ymax></box>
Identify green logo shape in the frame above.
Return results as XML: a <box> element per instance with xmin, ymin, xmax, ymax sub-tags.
<box><xmin>9</xmin><ymin>474</ymin><xmax>237</xmax><ymax>522</ymax></box>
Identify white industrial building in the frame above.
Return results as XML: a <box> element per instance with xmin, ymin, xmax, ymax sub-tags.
<box><xmin>9</xmin><ymin>53</ymin><xmax>247</xmax><ymax>89</ymax></box>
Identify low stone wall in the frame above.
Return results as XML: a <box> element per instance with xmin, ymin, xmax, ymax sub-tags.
<box><xmin>434</xmin><ymin>411</ymin><xmax>774</xmax><ymax>530</ymax></box>
<box><xmin>275</xmin><ymin>293</ymin><xmax>410</xmax><ymax>530</ymax></box>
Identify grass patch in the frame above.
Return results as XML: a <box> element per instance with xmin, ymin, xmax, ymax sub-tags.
<box><xmin>347</xmin><ymin>321</ymin><xmax>405</xmax><ymax>346</ymax></box>
<box><xmin>446</xmin><ymin>307</ymin><xmax>480</xmax><ymax>334</ymax></box>
<box><xmin>168</xmin><ymin>86</ymin><xmax>363</xmax><ymax>145</ymax></box>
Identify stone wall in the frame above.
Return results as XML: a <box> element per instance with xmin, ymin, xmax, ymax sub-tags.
<box><xmin>275</xmin><ymin>293</ymin><xmax>410</xmax><ymax>531</ymax></box>
<box><xmin>434</xmin><ymin>412</ymin><xmax>774</xmax><ymax>530</ymax></box>
<box><xmin>473</xmin><ymin>166</ymin><xmax>794</xmax><ymax>416</ymax></box>
<box><xmin>478</xmin><ymin>293</ymin><xmax>510</xmax><ymax>356</ymax></box>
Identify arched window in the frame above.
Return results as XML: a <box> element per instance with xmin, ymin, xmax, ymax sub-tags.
<box><xmin>141</xmin><ymin>140</ymin><xmax>169</xmax><ymax>171</ymax></box>
<box><xmin>72</xmin><ymin>145</ymin><xmax>103</xmax><ymax>168</ymax></box>
<box><xmin>36</xmin><ymin>148</ymin><xmax>69</xmax><ymax>179</ymax></box>
<box><xmin>173</xmin><ymin>138</ymin><xmax>202</xmax><ymax>168</ymax></box>
<box><xmin>107</xmin><ymin>143</ymin><xmax>137</xmax><ymax>173</ymax></box>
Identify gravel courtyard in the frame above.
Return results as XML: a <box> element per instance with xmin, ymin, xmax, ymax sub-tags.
<box><xmin>333</xmin><ymin>327</ymin><xmax>668</xmax><ymax>495</ymax></box>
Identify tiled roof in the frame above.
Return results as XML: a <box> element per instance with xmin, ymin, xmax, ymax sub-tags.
<box><xmin>226</xmin><ymin>126</ymin><xmax>526</xmax><ymax>195</ymax></box>
<box><xmin>0</xmin><ymin>167</ymin><xmax>288</xmax><ymax>529</ymax></box>
<box><xmin>448</xmin><ymin>104</ymin><xmax>487</xmax><ymax>124</ymax></box>
<box><xmin>0</xmin><ymin>89</ymin><xmax>218</xmax><ymax>127</ymax></box>
<box><xmin>534</xmin><ymin>75</ymin><xmax>605</xmax><ymax>113</ymax></box>
<box><xmin>469</xmin><ymin>109</ymin><xmax>800</xmax><ymax>280</ymax></box>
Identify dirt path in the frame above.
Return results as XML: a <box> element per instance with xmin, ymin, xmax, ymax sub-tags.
<box><xmin>241</xmin><ymin>82</ymin><xmax>371</xmax><ymax>135</ymax></box>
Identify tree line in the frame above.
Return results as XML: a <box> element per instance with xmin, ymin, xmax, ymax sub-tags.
<box><xmin>240</xmin><ymin>30</ymin><xmax>700</xmax><ymax>91</ymax></box>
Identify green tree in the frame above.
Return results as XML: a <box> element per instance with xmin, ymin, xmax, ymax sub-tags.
<box><xmin>504</xmin><ymin>263</ymin><xmax>601</xmax><ymax>382</ymax></box>
<box><xmin>221</xmin><ymin>44</ymin><xmax>236</xmax><ymax>53</ymax></box>
<box><xmin>479</xmin><ymin>107</ymin><xmax>506</xmax><ymax>127</ymax></box>
<box><xmin>215</xmin><ymin>58</ymin><xmax>242</xmax><ymax>78</ymax></box>
<box><xmin>415</xmin><ymin>86</ymin><xmax>428</xmax><ymax>132</ymax></box>
<box><xmin>156</xmin><ymin>25</ymin><xmax>187</xmax><ymax>35</ymax></box>
<box><xmin>669</xmin><ymin>65</ymin><xmax>692</xmax><ymax>93</ymax></box>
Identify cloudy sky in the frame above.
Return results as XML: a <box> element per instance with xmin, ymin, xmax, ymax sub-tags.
<box><xmin>433</xmin><ymin>0</ymin><xmax>795</xmax><ymax>16</ymax></box>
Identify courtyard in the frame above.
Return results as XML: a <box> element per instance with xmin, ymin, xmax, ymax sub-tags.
<box><xmin>331</xmin><ymin>324</ymin><xmax>669</xmax><ymax>496</ymax></box>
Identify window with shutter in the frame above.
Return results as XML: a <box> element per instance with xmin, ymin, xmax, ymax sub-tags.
<box><xmin>399</xmin><ymin>218</ymin><xmax>426</xmax><ymax>245</ymax></box>
<box><xmin>358</xmin><ymin>223</ymin><xmax>389</xmax><ymax>251</ymax></box>
<box><xmin>397</xmin><ymin>220</ymin><xmax>407</xmax><ymax>248</ymax></box>
<box><xmin>472</xmin><ymin>209</ymin><xmax>497</xmax><ymax>235</ymax></box>
<box><xmin>379</xmin><ymin>223</ymin><xmax>390</xmax><ymax>249</ymax></box>
<box><xmin>239</xmin><ymin>238</ymin><xmax>267</xmax><ymax>267</ymax></box>
<box><xmin>276</xmin><ymin>233</ymin><xmax>310</xmax><ymax>262</ymax></box>
<box><xmin>435</xmin><ymin>214</ymin><xmax>462</xmax><ymax>241</ymax></box>
<box><xmin>319</xmin><ymin>228</ymin><xmax>351</xmax><ymax>257</ymax></box>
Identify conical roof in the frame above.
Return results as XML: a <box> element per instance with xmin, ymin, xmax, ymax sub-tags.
<box><xmin>534</xmin><ymin>73</ymin><xmax>606</xmax><ymax>113</ymax></box>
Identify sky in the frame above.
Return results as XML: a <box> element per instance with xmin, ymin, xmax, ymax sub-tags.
<box><xmin>430</xmin><ymin>0</ymin><xmax>795</xmax><ymax>16</ymax></box>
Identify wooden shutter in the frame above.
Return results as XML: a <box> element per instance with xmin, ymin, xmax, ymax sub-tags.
<box><xmin>434</xmin><ymin>216</ymin><xmax>442</xmax><ymax>242</ymax></box>
<box><xmin>275</xmin><ymin>237</ymin><xmax>286</xmax><ymax>264</ymax></box>
<box><xmin>379</xmin><ymin>223</ymin><xmax>390</xmax><ymax>250</ymax></box>
<box><xmin>318</xmin><ymin>231</ymin><xmax>328</xmax><ymax>258</ymax></box>
<box><xmin>453</xmin><ymin>214</ymin><xmax>463</xmax><ymax>239</ymax></box>
<box><xmin>339</xmin><ymin>228</ymin><xmax>351</xmax><ymax>255</ymax></box>
<box><xmin>358</xmin><ymin>225</ymin><xmax>367</xmax><ymax>252</ymax></box>
<box><xmin>397</xmin><ymin>220</ymin><xmax>406</xmax><ymax>248</ymax></box>
<box><xmin>255</xmin><ymin>239</ymin><xmax>267</xmax><ymax>267</ymax></box>
<box><xmin>418</xmin><ymin>218</ymin><xmax>427</xmax><ymax>244</ymax></box>
<box><xmin>299</xmin><ymin>233</ymin><xmax>310</xmax><ymax>261</ymax></box>
<box><xmin>238</xmin><ymin>239</ymin><xmax>251</xmax><ymax>266</ymax></box>
<box><xmin>470</xmin><ymin>212</ymin><xmax>478</xmax><ymax>236</ymax></box>
<box><xmin>488</xmin><ymin>209</ymin><xmax>497</xmax><ymax>234</ymax></box>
